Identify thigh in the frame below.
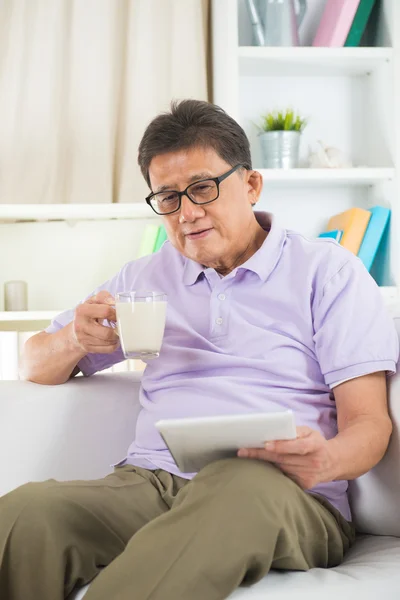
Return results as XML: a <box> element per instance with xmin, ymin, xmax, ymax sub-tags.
<box><xmin>0</xmin><ymin>465</ymin><xmax>171</xmax><ymax>547</ymax></box>
<box><xmin>82</xmin><ymin>459</ymin><xmax>355</xmax><ymax>600</ymax></box>
<box><xmin>173</xmin><ymin>458</ymin><xmax>355</xmax><ymax>571</ymax></box>
<box><xmin>0</xmin><ymin>466</ymin><xmax>177</xmax><ymax>599</ymax></box>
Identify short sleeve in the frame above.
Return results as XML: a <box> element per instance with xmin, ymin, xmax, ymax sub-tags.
<box><xmin>313</xmin><ymin>257</ymin><xmax>399</xmax><ymax>387</ymax></box>
<box><xmin>44</xmin><ymin>262</ymin><xmax>132</xmax><ymax>377</ymax></box>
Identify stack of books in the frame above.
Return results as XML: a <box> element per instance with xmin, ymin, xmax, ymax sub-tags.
<box><xmin>318</xmin><ymin>206</ymin><xmax>391</xmax><ymax>276</ymax></box>
<box><xmin>313</xmin><ymin>0</ymin><xmax>377</xmax><ymax>47</ymax></box>
<box><xmin>137</xmin><ymin>224</ymin><xmax>168</xmax><ymax>258</ymax></box>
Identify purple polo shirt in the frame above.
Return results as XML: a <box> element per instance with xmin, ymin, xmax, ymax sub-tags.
<box><xmin>46</xmin><ymin>212</ymin><xmax>399</xmax><ymax>521</ymax></box>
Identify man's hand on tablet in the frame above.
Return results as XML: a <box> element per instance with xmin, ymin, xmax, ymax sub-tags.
<box><xmin>237</xmin><ymin>426</ymin><xmax>336</xmax><ymax>490</ymax></box>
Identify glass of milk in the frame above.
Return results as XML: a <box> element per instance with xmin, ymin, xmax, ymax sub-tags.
<box><xmin>115</xmin><ymin>291</ymin><xmax>167</xmax><ymax>359</ymax></box>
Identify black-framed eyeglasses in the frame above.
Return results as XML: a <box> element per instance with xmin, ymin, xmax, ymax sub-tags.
<box><xmin>145</xmin><ymin>164</ymin><xmax>244</xmax><ymax>215</ymax></box>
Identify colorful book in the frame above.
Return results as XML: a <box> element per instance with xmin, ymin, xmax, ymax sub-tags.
<box><xmin>136</xmin><ymin>223</ymin><xmax>159</xmax><ymax>258</ymax></box>
<box><xmin>344</xmin><ymin>0</ymin><xmax>377</xmax><ymax>47</ymax></box>
<box><xmin>153</xmin><ymin>225</ymin><xmax>168</xmax><ymax>253</ymax></box>
<box><xmin>357</xmin><ymin>206</ymin><xmax>391</xmax><ymax>272</ymax></box>
<box><xmin>319</xmin><ymin>230</ymin><xmax>343</xmax><ymax>242</ymax></box>
<box><xmin>370</xmin><ymin>222</ymin><xmax>391</xmax><ymax>286</ymax></box>
<box><xmin>327</xmin><ymin>207</ymin><xmax>371</xmax><ymax>255</ymax></box>
<box><xmin>313</xmin><ymin>0</ymin><xmax>360</xmax><ymax>47</ymax></box>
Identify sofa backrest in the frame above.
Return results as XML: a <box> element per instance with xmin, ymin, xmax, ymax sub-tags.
<box><xmin>0</xmin><ymin>372</ymin><xmax>142</xmax><ymax>496</ymax></box>
<box><xmin>348</xmin><ymin>307</ymin><xmax>400</xmax><ymax>536</ymax></box>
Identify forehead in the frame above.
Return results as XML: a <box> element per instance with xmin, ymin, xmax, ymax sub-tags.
<box><xmin>149</xmin><ymin>147</ymin><xmax>229</xmax><ymax>191</ymax></box>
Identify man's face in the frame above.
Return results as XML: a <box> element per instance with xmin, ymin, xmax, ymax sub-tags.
<box><xmin>148</xmin><ymin>147</ymin><xmax>261</xmax><ymax>269</ymax></box>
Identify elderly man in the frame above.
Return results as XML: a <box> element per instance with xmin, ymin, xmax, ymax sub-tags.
<box><xmin>0</xmin><ymin>100</ymin><xmax>398</xmax><ymax>600</ymax></box>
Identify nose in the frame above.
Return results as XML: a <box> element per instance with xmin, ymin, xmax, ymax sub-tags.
<box><xmin>178</xmin><ymin>193</ymin><xmax>206</xmax><ymax>223</ymax></box>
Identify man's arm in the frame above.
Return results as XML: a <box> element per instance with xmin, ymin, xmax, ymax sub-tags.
<box><xmin>237</xmin><ymin>371</ymin><xmax>392</xmax><ymax>490</ymax></box>
<box><xmin>328</xmin><ymin>371</ymin><xmax>392</xmax><ymax>480</ymax></box>
<box><xmin>21</xmin><ymin>291</ymin><xmax>119</xmax><ymax>386</ymax></box>
<box><xmin>21</xmin><ymin>324</ymin><xmax>87</xmax><ymax>386</ymax></box>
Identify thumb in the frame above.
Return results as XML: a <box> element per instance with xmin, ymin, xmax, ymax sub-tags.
<box><xmin>296</xmin><ymin>426</ymin><xmax>314</xmax><ymax>439</ymax></box>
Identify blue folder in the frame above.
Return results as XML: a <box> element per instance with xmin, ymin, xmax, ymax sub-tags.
<box><xmin>357</xmin><ymin>206</ymin><xmax>391</xmax><ymax>272</ymax></box>
<box><xmin>318</xmin><ymin>230</ymin><xmax>343</xmax><ymax>242</ymax></box>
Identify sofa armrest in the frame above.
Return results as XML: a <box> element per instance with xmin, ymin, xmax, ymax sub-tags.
<box><xmin>347</xmin><ymin>314</ymin><xmax>400</xmax><ymax>536</ymax></box>
<box><xmin>348</xmin><ymin>367</ymin><xmax>400</xmax><ymax>536</ymax></box>
<box><xmin>0</xmin><ymin>373</ymin><xmax>142</xmax><ymax>497</ymax></box>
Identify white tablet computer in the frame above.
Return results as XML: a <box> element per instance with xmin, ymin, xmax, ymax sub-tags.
<box><xmin>155</xmin><ymin>410</ymin><xmax>296</xmax><ymax>473</ymax></box>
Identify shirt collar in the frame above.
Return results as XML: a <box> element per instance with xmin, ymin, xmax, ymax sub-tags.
<box><xmin>239</xmin><ymin>212</ymin><xmax>286</xmax><ymax>282</ymax></box>
<box><xmin>182</xmin><ymin>212</ymin><xmax>286</xmax><ymax>286</ymax></box>
<box><xmin>182</xmin><ymin>255</ymin><xmax>206</xmax><ymax>286</ymax></box>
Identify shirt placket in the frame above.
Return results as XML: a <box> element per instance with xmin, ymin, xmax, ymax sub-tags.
<box><xmin>204</xmin><ymin>269</ymin><xmax>233</xmax><ymax>340</ymax></box>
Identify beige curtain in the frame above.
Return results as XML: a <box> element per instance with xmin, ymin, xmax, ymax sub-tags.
<box><xmin>0</xmin><ymin>0</ymin><xmax>210</xmax><ymax>204</ymax></box>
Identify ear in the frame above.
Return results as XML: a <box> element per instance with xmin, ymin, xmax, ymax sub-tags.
<box><xmin>246</xmin><ymin>170</ymin><xmax>263</xmax><ymax>206</ymax></box>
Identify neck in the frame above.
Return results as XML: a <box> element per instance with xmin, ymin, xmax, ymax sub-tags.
<box><xmin>213</xmin><ymin>224</ymin><xmax>268</xmax><ymax>277</ymax></box>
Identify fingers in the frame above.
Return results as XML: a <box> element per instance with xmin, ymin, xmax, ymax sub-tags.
<box><xmin>72</xmin><ymin>317</ymin><xmax>120</xmax><ymax>352</ymax></box>
<box><xmin>87</xmin><ymin>320</ymin><xmax>119</xmax><ymax>341</ymax></box>
<box><xmin>237</xmin><ymin>448</ymin><xmax>308</xmax><ymax>467</ymax></box>
<box><xmin>263</xmin><ymin>428</ymin><xmax>319</xmax><ymax>456</ymax></box>
<box><xmin>295</xmin><ymin>426</ymin><xmax>314</xmax><ymax>438</ymax></box>
<box><xmin>86</xmin><ymin>291</ymin><xmax>115</xmax><ymax>305</ymax></box>
<box><xmin>81</xmin><ymin>342</ymin><xmax>120</xmax><ymax>354</ymax></box>
<box><xmin>238</xmin><ymin>448</ymin><xmax>268</xmax><ymax>460</ymax></box>
<box><xmin>265</xmin><ymin>439</ymin><xmax>312</xmax><ymax>456</ymax></box>
<box><xmin>72</xmin><ymin>291</ymin><xmax>119</xmax><ymax>354</ymax></box>
<box><xmin>75</xmin><ymin>321</ymin><xmax>119</xmax><ymax>347</ymax></box>
<box><xmin>78</xmin><ymin>302</ymin><xmax>116</xmax><ymax>322</ymax></box>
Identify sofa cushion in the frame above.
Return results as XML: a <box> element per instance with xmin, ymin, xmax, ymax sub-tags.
<box><xmin>70</xmin><ymin>535</ymin><xmax>400</xmax><ymax>600</ymax></box>
<box><xmin>348</xmin><ymin>304</ymin><xmax>400</xmax><ymax>536</ymax></box>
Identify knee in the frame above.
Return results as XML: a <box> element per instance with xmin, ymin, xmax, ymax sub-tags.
<box><xmin>2</xmin><ymin>480</ymin><xmax>70</xmax><ymax>537</ymax></box>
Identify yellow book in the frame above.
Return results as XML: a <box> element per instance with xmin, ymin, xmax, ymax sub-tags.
<box><xmin>327</xmin><ymin>207</ymin><xmax>371</xmax><ymax>255</ymax></box>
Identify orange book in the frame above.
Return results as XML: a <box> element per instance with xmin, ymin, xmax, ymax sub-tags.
<box><xmin>327</xmin><ymin>207</ymin><xmax>371</xmax><ymax>255</ymax></box>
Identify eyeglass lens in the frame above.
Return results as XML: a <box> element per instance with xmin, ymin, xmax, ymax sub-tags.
<box><xmin>151</xmin><ymin>179</ymin><xmax>218</xmax><ymax>214</ymax></box>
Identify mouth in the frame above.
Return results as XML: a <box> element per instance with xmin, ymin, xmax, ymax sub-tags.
<box><xmin>185</xmin><ymin>228</ymin><xmax>213</xmax><ymax>241</ymax></box>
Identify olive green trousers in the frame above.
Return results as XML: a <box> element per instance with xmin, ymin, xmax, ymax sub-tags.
<box><xmin>0</xmin><ymin>458</ymin><xmax>355</xmax><ymax>600</ymax></box>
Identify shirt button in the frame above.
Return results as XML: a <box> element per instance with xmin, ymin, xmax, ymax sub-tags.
<box><xmin>218</xmin><ymin>293</ymin><xmax>226</xmax><ymax>301</ymax></box>
<box><xmin>216</xmin><ymin>317</ymin><xmax>223</xmax><ymax>325</ymax></box>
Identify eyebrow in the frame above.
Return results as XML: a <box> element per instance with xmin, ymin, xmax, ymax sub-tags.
<box><xmin>154</xmin><ymin>172</ymin><xmax>213</xmax><ymax>194</ymax></box>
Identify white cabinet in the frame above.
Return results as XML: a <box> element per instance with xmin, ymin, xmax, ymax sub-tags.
<box><xmin>212</xmin><ymin>0</ymin><xmax>400</xmax><ymax>292</ymax></box>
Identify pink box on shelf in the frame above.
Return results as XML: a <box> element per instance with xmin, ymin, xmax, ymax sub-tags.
<box><xmin>313</xmin><ymin>0</ymin><xmax>361</xmax><ymax>47</ymax></box>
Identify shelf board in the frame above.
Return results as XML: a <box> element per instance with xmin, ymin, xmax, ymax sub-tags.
<box><xmin>238</xmin><ymin>47</ymin><xmax>393</xmax><ymax>77</ymax></box>
<box><xmin>0</xmin><ymin>311</ymin><xmax>61</xmax><ymax>321</ymax></box>
<box><xmin>0</xmin><ymin>311</ymin><xmax>62</xmax><ymax>332</ymax></box>
<box><xmin>0</xmin><ymin>203</ymin><xmax>157</xmax><ymax>223</ymax></box>
<box><xmin>257</xmin><ymin>168</ymin><xmax>395</xmax><ymax>186</ymax></box>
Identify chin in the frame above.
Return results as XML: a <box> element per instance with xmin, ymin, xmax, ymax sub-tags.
<box><xmin>182</xmin><ymin>237</ymin><xmax>220</xmax><ymax>265</ymax></box>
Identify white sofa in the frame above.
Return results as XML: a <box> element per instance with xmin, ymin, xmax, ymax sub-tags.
<box><xmin>1</xmin><ymin>356</ymin><xmax>400</xmax><ymax>599</ymax></box>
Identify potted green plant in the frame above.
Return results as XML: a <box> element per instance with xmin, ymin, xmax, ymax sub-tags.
<box><xmin>257</xmin><ymin>109</ymin><xmax>307</xmax><ymax>169</ymax></box>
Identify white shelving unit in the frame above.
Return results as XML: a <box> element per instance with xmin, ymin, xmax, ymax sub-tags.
<box><xmin>0</xmin><ymin>203</ymin><xmax>155</xmax><ymax>223</ymax></box>
<box><xmin>0</xmin><ymin>203</ymin><xmax>159</xmax><ymax>328</ymax></box>
<box><xmin>238</xmin><ymin>46</ymin><xmax>393</xmax><ymax>77</ymax></box>
<box><xmin>0</xmin><ymin>311</ymin><xmax>61</xmax><ymax>332</ymax></box>
<box><xmin>257</xmin><ymin>168</ymin><xmax>394</xmax><ymax>186</ymax></box>
<box><xmin>212</xmin><ymin>0</ymin><xmax>400</xmax><ymax>298</ymax></box>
